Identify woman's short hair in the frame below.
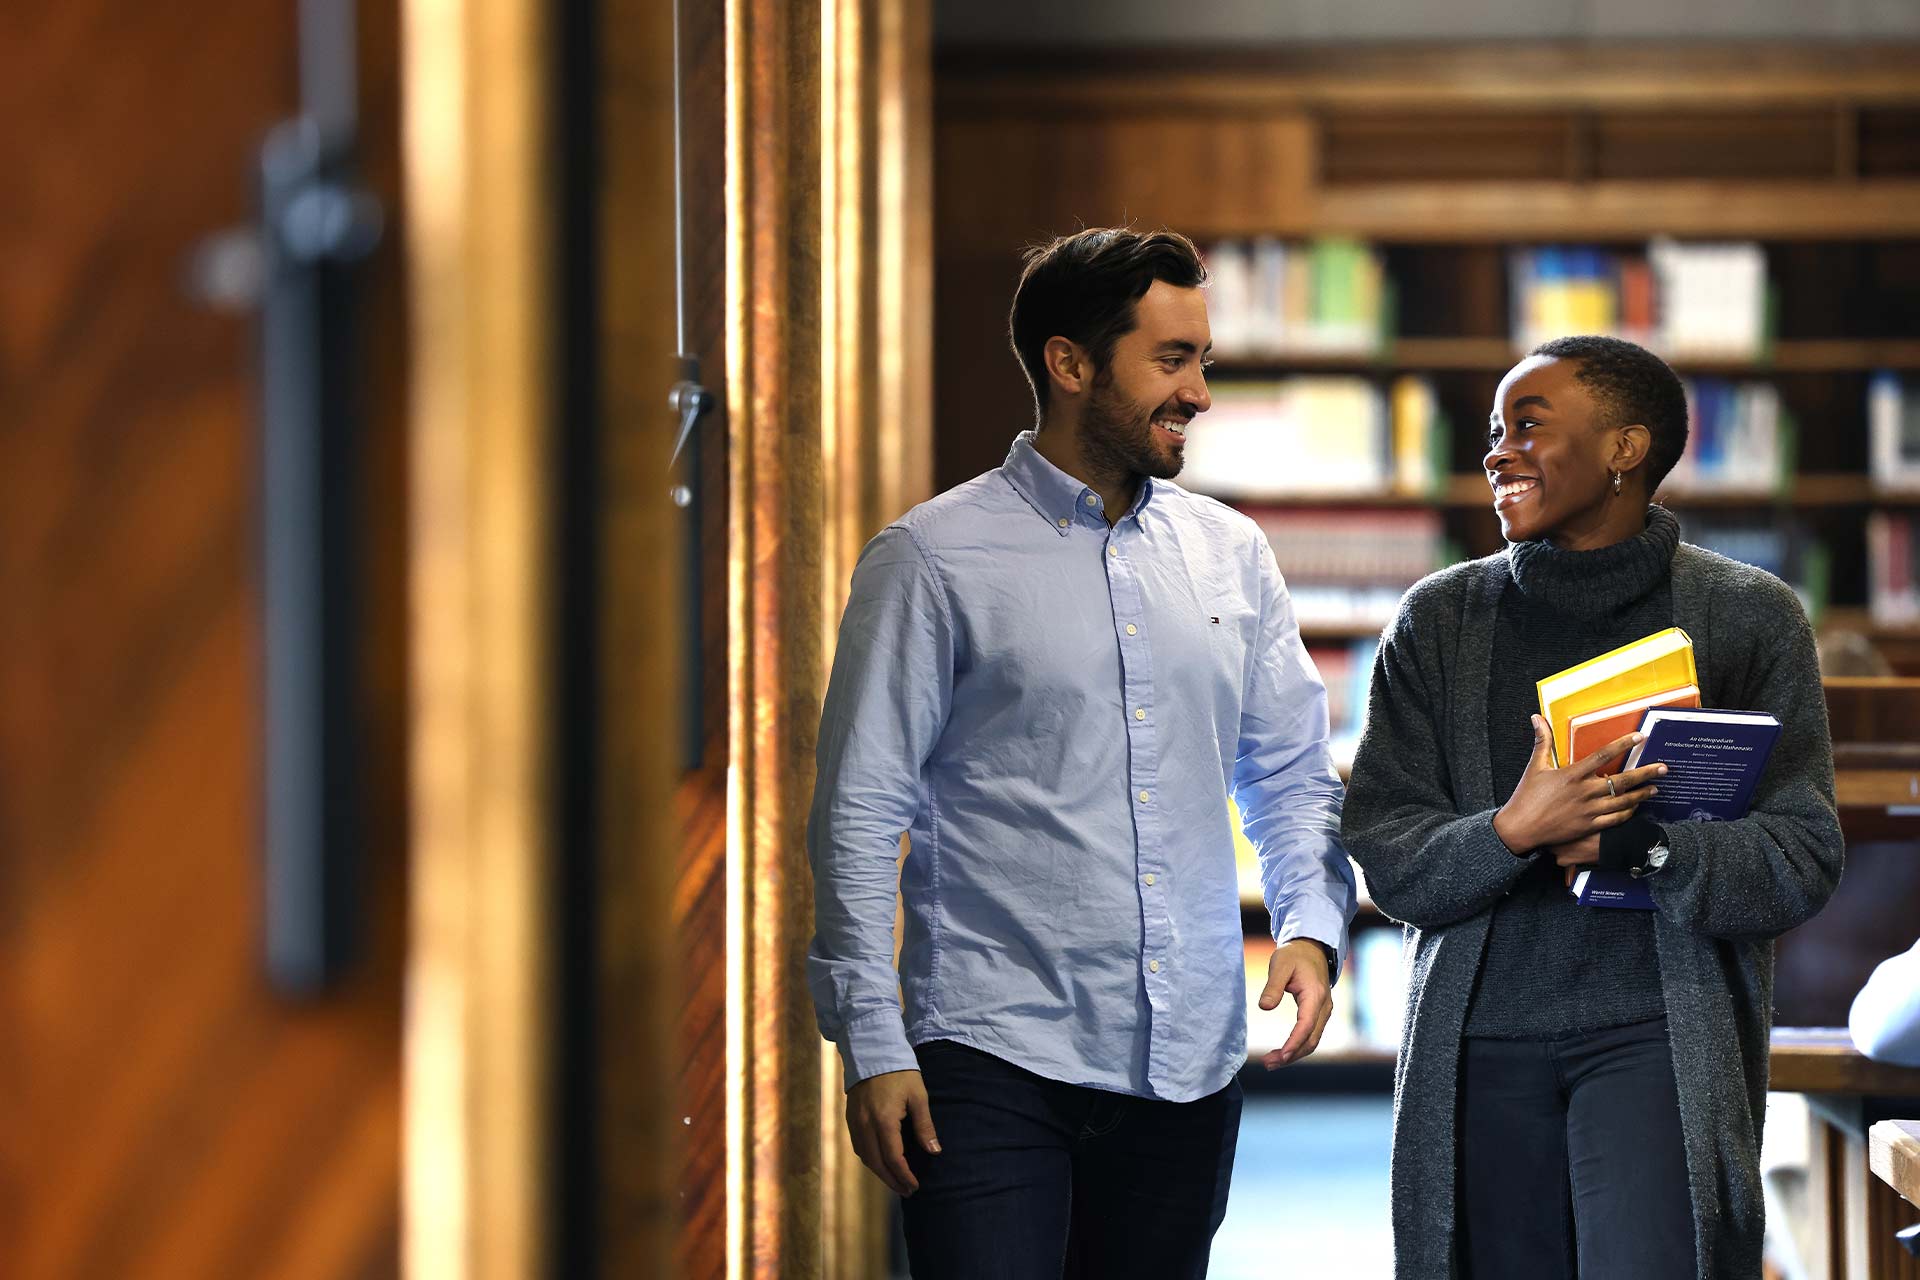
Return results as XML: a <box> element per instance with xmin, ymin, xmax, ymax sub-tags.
<box><xmin>1531</xmin><ymin>334</ymin><xmax>1691</xmax><ymax>493</ymax></box>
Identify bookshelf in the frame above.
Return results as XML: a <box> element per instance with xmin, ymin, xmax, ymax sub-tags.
<box><xmin>1211</xmin><ymin>337</ymin><xmax>1920</xmax><ymax>375</ymax></box>
<box><xmin>932</xmin><ymin>43</ymin><xmax>1920</xmax><ymax>1079</ymax></box>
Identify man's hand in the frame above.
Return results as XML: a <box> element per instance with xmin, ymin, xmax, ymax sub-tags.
<box><xmin>846</xmin><ymin>1069</ymin><xmax>941</xmax><ymax>1196</ymax></box>
<box><xmin>1258</xmin><ymin>938</ymin><xmax>1332</xmax><ymax>1070</ymax></box>
<box><xmin>1492</xmin><ymin>715</ymin><xmax>1664</xmax><ymax>855</ymax></box>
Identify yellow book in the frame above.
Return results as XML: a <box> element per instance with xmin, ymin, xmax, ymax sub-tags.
<box><xmin>1536</xmin><ymin>627</ymin><xmax>1697</xmax><ymax>767</ymax></box>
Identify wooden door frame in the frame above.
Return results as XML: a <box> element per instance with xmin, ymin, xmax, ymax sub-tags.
<box><xmin>727</xmin><ymin>0</ymin><xmax>932</xmax><ymax>1274</ymax></box>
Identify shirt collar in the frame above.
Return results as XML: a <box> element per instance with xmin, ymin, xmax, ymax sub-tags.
<box><xmin>1001</xmin><ymin>430</ymin><xmax>1155</xmax><ymax>535</ymax></box>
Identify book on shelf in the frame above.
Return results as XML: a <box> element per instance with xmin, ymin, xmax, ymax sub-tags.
<box><xmin>1180</xmin><ymin>375</ymin><xmax>1444</xmax><ymax>501</ymax></box>
<box><xmin>1535</xmin><ymin>627</ymin><xmax>1698</xmax><ymax>769</ymax></box>
<box><xmin>1647</xmin><ymin>239</ymin><xmax>1771</xmax><ymax>359</ymax></box>
<box><xmin>1661</xmin><ymin>379</ymin><xmax>1793</xmax><ymax>496</ymax></box>
<box><xmin>1203</xmin><ymin>238</ymin><xmax>1388</xmax><ymax>357</ymax></box>
<box><xmin>1350</xmin><ymin>925</ymin><xmax>1407</xmax><ymax>1053</ymax></box>
<box><xmin>1680</xmin><ymin>518</ymin><xmax>1829</xmax><ymax>624</ymax></box>
<box><xmin>1868</xmin><ymin>511</ymin><xmax>1920</xmax><ymax>626</ymax></box>
<box><xmin>1510</xmin><ymin>246</ymin><xmax>1630</xmax><ymax>351</ymax></box>
<box><xmin>1508</xmin><ymin>240</ymin><xmax>1770</xmax><ymax>360</ymax></box>
<box><xmin>1870</xmin><ymin>372</ymin><xmax>1920</xmax><ymax>491</ymax></box>
<box><xmin>1571</xmin><ymin>705</ymin><xmax>1781</xmax><ymax>911</ymax></box>
<box><xmin>1241</xmin><ymin>508</ymin><xmax>1445</xmax><ymax>631</ymax></box>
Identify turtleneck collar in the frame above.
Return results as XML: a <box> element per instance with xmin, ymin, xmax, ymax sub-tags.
<box><xmin>1506</xmin><ymin>505</ymin><xmax>1680</xmax><ymax>619</ymax></box>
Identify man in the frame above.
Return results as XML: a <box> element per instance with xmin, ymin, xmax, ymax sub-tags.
<box><xmin>807</xmin><ymin>227</ymin><xmax>1355</xmax><ymax>1279</ymax></box>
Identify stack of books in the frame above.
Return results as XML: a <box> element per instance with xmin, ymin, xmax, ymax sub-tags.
<box><xmin>1204</xmin><ymin>238</ymin><xmax>1389</xmax><ymax>357</ymax></box>
<box><xmin>1537</xmin><ymin>628</ymin><xmax>1780</xmax><ymax>908</ymax></box>
<box><xmin>1179</xmin><ymin>375</ymin><xmax>1446</xmax><ymax>500</ymax></box>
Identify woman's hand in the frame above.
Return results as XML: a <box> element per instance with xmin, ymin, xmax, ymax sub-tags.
<box><xmin>1553</xmin><ymin>835</ymin><xmax>1600</xmax><ymax>882</ymax></box>
<box><xmin>1492</xmin><ymin>714</ymin><xmax>1665</xmax><ymax>855</ymax></box>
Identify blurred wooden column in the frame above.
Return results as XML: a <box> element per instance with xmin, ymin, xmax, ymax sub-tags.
<box><xmin>403</xmin><ymin>0</ymin><xmax>554</xmax><ymax>1268</ymax></box>
<box><xmin>402</xmin><ymin>0</ymin><xmax>684</xmax><ymax>1275</ymax></box>
<box><xmin>729</xmin><ymin>0</ymin><xmax>931</xmax><ymax>1275</ymax></box>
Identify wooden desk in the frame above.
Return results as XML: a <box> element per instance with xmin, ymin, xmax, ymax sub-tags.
<box><xmin>1773</xmin><ymin>1028</ymin><xmax>1920</xmax><ymax>1280</ymax></box>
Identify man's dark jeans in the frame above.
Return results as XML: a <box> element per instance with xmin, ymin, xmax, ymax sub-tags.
<box><xmin>1458</xmin><ymin>1016</ymin><xmax>1695</xmax><ymax>1279</ymax></box>
<box><xmin>899</xmin><ymin>1039</ymin><xmax>1242</xmax><ymax>1280</ymax></box>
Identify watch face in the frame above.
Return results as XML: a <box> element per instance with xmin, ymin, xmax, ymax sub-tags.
<box><xmin>1647</xmin><ymin>845</ymin><xmax>1670</xmax><ymax>871</ymax></box>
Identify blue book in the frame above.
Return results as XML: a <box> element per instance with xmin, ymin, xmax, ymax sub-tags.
<box><xmin>1624</xmin><ymin>706</ymin><xmax>1782</xmax><ymax>823</ymax></box>
<box><xmin>1570</xmin><ymin>707</ymin><xmax>1782</xmax><ymax>910</ymax></box>
<box><xmin>1571</xmin><ymin>868</ymin><xmax>1654</xmax><ymax>909</ymax></box>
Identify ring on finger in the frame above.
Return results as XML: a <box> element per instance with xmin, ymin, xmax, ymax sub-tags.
<box><xmin>1605</xmin><ymin>775</ymin><xmax>1617</xmax><ymax>797</ymax></box>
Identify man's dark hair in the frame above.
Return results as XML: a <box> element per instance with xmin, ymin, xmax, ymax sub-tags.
<box><xmin>1531</xmin><ymin>334</ymin><xmax>1691</xmax><ymax>493</ymax></box>
<box><xmin>1008</xmin><ymin>228</ymin><xmax>1207</xmax><ymax>416</ymax></box>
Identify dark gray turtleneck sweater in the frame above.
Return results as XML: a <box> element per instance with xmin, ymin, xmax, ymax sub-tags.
<box><xmin>1462</xmin><ymin>505</ymin><xmax>1680</xmax><ymax>1039</ymax></box>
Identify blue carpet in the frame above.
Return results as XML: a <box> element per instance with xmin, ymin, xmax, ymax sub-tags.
<box><xmin>1209</xmin><ymin>1094</ymin><xmax>1395</xmax><ymax>1279</ymax></box>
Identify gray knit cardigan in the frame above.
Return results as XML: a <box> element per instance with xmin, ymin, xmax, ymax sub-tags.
<box><xmin>1341</xmin><ymin>543</ymin><xmax>1845</xmax><ymax>1279</ymax></box>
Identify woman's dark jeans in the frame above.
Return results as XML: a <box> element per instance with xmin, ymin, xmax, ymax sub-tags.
<box><xmin>1458</xmin><ymin>1016</ymin><xmax>1695</xmax><ymax>1279</ymax></box>
<box><xmin>899</xmin><ymin>1039</ymin><xmax>1242</xmax><ymax>1280</ymax></box>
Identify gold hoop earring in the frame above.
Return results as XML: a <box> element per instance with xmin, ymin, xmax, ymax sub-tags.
<box><xmin>1611</xmin><ymin>470</ymin><xmax>1623</xmax><ymax>495</ymax></box>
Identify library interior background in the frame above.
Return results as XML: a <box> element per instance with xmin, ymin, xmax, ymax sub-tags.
<box><xmin>8</xmin><ymin>0</ymin><xmax>1920</xmax><ymax>1277</ymax></box>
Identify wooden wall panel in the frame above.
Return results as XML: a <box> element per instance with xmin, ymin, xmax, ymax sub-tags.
<box><xmin>1</xmin><ymin>3</ymin><xmax>406</xmax><ymax>1278</ymax></box>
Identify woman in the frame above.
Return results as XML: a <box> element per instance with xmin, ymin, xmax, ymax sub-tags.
<box><xmin>1342</xmin><ymin>335</ymin><xmax>1843</xmax><ymax>1279</ymax></box>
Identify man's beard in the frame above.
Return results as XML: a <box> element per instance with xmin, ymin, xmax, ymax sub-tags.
<box><xmin>1081</xmin><ymin>370</ymin><xmax>1185</xmax><ymax>485</ymax></box>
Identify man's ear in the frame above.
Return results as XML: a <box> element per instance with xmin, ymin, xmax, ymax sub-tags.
<box><xmin>1043</xmin><ymin>337</ymin><xmax>1089</xmax><ymax>398</ymax></box>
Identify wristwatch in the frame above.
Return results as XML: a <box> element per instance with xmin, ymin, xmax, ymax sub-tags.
<box><xmin>1629</xmin><ymin>842</ymin><xmax>1671</xmax><ymax>879</ymax></box>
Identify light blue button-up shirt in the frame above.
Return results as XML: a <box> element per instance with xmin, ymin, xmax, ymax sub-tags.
<box><xmin>807</xmin><ymin>431</ymin><xmax>1355</xmax><ymax>1103</ymax></box>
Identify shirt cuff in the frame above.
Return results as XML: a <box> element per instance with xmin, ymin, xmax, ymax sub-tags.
<box><xmin>835</xmin><ymin>1009</ymin><xmax>920</xmax><ymax>1091</ymax></box>
<box><xmin>1273</xmin><ymin>905</ymin><xmax>1349</xmax><ymax>985</ymax></box>
<box><xmin>1598</xmin><ymin>813</ymin><xmax>1667</xmax><ymax>873</ymax></box>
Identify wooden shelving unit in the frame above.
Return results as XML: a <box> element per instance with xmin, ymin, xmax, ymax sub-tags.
<box><xmin>1229</xmin><ymin>474</ymin><xmax>1904</xmax><ymax>510</ymax></box>
<box><xmin>1213</xmin><ymin>337</ymin><xmax>1920</xmax><ymax>376</ymax></box>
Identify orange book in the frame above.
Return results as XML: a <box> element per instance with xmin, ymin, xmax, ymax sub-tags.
<box><xmin>1536</xmin><ymin>627</ymin><xmax>1697</xmax><ymax>767</ymax></box>
<box><xmin>1566</xmin><ymin>685</ymin><xmax>1701</xmax><ymax>776</ymax></box>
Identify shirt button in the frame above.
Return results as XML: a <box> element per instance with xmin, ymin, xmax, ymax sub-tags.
<box><xmin>1144</xmin><ymin>873</ymin><xmax>1156</xmax><ymax>886</ymax></box>
<box><xmin>1138</xmin><ymin>790</ymin><xmax>1150</xmax><ymax>803</ymax></box>
<box><xmin>1107</xmin><ymin>546</ymin><xmax>1118</xmax><ymax>557</ymax></box>
<box><xmin>1149</xmin><ymin>959</ymin><xmax>1161</xmax><ymax>973</ymax></box>
<box><xmin>1084</xmin><ymin>494</ymin><xmax>1097</xmax><ymax>507</ymax></box>
<box><xmin>1125</xmin><ymin>623</ymin><xmax>1137</xmax><ymax>636</ymax></box>
<box><xmin>1056</xmin><ymin>516</ymin><xmax>1069</xmax><ymax>528</ymax></box>
<box><xmin>1134</xmin><ymin>708</ymin><xmax>1146</xmax><ymax>720</ymax></box>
